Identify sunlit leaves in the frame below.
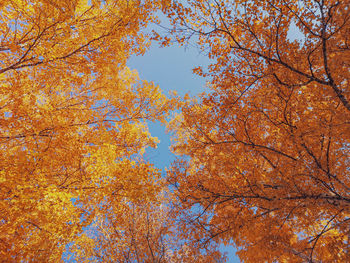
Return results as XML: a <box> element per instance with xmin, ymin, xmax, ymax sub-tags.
<box><xmin>0</xmin><ymin>0</ymin><xmax>174</xmax><ymax>261</ymax></box>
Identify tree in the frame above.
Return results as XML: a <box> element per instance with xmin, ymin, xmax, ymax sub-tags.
<box><xmin>69</xmin><ymin>190</ymin><xmax>225</xmax><ymax>263</ymax></box>
<box><xmin>166</xmin><ymin>0</ymin><xmax>350</xmax><ymax>262</ymax></box>
<box><xmin>0</xmin><ymin>0</ymin><xmax>173</xmax><ymax>261</ymax></box>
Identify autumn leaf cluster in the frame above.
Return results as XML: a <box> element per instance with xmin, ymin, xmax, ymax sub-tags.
<box><xmin>0</xmin><ymin>0</ymin><xmax>176</xmax><ymax>261</ymax></box>
<box><xmin>1</xmin><ymin>0</ymin><xmax>349</xmax><ymax>262</ymax></box>
<box><xmin>165</xmin><ymin>0</ymin><xmax>350</xmax><ymax>262</ymax></box>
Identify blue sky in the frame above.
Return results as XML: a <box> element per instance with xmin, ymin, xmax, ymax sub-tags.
<box><xmin>128</xmin><ymin>43</ymin><xmax>210</xmax><ymax>168</ymax></box>
<box><xmin>127</xmin><ymin>37</ymin><xmax>241</xmax><ymax>263</ymax></box>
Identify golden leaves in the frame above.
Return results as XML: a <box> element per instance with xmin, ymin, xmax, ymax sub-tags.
<box><xmin>2</xmin><ymin>0</ymin><xmax>348</xmax><ymax>262</ymax></box>
<box><xmin>0</xmin><ymin>0</ymin><xmax>173</xmax><ymax>261</ymax></box>
<box><xmin>166</xmin><ymin>0</ymin><xmax>350</xmax><ymax>262</ymax></box>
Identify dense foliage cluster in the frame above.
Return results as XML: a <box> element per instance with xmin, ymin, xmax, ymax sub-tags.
<box><xmin>166</xmin><ymin>0</ymin><xmax>350</xmax><ymax>262</ymax></box>
<box><xmin>0</xmin><ymin>0</ymin><xmax>174</xmax><ymax>261</ymax></box>
<box><xmin>0</xmin><ymin>0</ymin><xmax>349</xmax><ymax>262</ymax></box>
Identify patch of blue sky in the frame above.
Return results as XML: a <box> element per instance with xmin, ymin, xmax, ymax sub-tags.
<box><xmin>127</xmin><ymin>24</ymin><xmax>241</xmax><ymax>263</ymax></box>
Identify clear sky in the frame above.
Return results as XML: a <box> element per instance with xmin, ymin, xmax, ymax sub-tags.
<box><xmin>127</xmin><ymin>33</ymin><xmax>241</xmax><ymax>263</ymax></box>
<box><xmin>128</xmin><ymin>42</ymin><xmax>210</xmax><ymax>168</ymax></box>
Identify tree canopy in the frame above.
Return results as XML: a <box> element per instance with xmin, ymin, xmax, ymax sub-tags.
<box><xmin>0</xmin><ymin>0</ymin><xmax>175</xmax><ymax>261</ymax></box>
<box><xmin>1</xmin><ymin>0</ymin><xmax>349</xmax><ymax>262</ymax></box>
<box><xmin>166</xmin><ymin>0</ymin><xmax>350</xmax><ymax>262</ymax></box>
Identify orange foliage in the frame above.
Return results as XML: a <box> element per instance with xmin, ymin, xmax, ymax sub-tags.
<box><xmin>70</xmin><ymin>191</ymin><xmax>225</xmax><ymax>262</ymax></box>
<box><xmin>0</xmin><ymin>0</ymin><xmax>174</xmax><ymax>261</ymax></box>
<box><xmin>2</xmin><ymin>0</ymin><xmax>349</xmax><ymax>262</ymax></box>
<box><xmin>166</xmin><ymin>0</ymin><xmax>350</xmax><ymax>262</ymax></box>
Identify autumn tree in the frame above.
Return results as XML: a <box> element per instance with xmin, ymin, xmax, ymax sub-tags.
<box><xmin>69</xmin><ymin>190</ymin><xmax>225</xmax><ymax>263</ymax></box>
<box><xmin>165</xmin><ymin>0</ymin><xmax>350</xmax><ymax>262</ymax></box>
<box><xmin>0</xmin><ymin>0</ymin><xmax>174</xmax><ymax>261</ymax></box>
